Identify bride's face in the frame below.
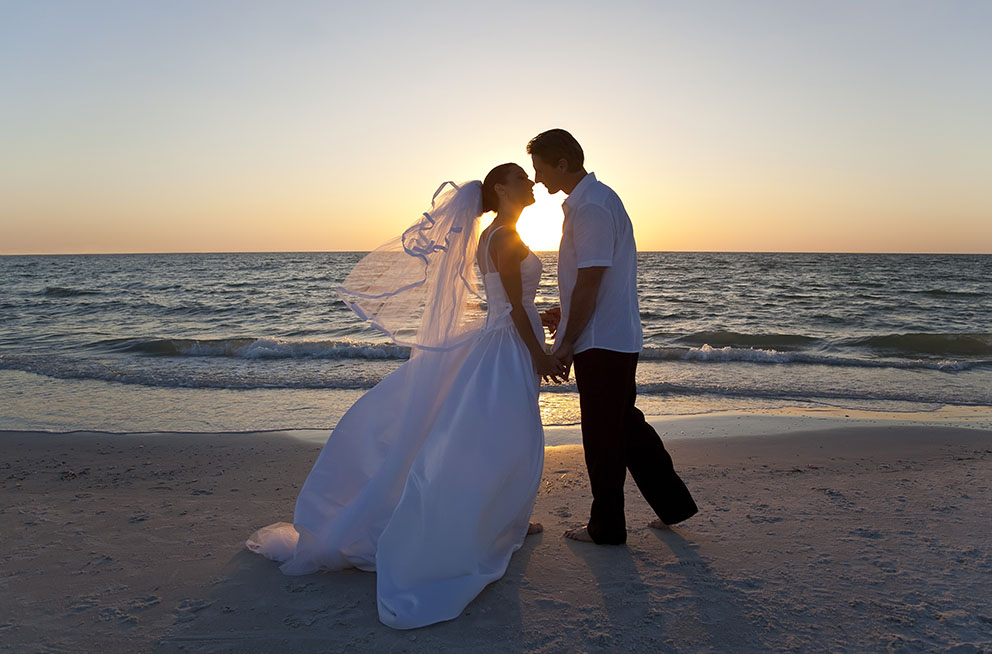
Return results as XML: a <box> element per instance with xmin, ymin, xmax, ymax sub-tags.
<box><xmin>498</xmin><ymin>167</ymin><xmax>536</xmax><ymax>211</ymax></box>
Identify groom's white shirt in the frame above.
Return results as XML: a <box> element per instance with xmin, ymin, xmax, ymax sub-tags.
<box><xmin>556</xmin><ymin>172</ymin><xmax>643</xmax><ymax>355</ymax></box>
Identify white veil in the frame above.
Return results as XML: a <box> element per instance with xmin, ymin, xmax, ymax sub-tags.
<box><xmin>337</xmin><ymin>181</ymin><xmax>486</xmax><ymax>354</ymax></box>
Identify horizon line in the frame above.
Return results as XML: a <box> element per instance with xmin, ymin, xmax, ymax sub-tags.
<box><xmin>1</xmin><ymin>249</ymin><xmax>990</xmax><ymax>257</ymax></box>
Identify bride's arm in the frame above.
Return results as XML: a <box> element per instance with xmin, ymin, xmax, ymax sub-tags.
<box><xmin>492</xmin><ymin>231</ymin><xmax>566</xmax><ymax>383</ymax></box>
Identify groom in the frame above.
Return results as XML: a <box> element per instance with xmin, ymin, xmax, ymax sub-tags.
<box><xmin>529</xmin><ymin>129</ymin><xmax>698</xmax><ymax>545</ymax></box>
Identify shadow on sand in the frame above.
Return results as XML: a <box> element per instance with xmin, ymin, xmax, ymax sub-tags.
<box><xmin>156</xmin><ymin>535</ymin><xmax>538</xmax><ymax>653</ymax></box>
<box><xmin>648</xmin><ymin>527</ymin><xmax>770</xmax><ymax>652</ymax></box>
<box><xmin>559</xmin><ymin>526</ymin><xmax>771</xmax><ymax>653</ymax></box>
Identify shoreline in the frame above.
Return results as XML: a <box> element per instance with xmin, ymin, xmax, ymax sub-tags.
<box><xmin>2</xmin><ymin>423</ymin><xmax>990</xmax><ymax>652</ymax></box>
<box><xmin>4</xmin><ymin>403</ymin><xmax>990</xmax><ymax>445</ymax></box>
<box><xmin>5</xmin><ymin>361</ymin><xmax>991</xmax><ymax>434</ymax></box>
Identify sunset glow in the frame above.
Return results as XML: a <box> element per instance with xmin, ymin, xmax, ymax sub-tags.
<box><xmin>1</xmin><ymin>2</ymin><xmax>990</xmax><ymax>254</ymax></box>
<box><xmin>516</xmin><ymin>186</ymin><xmax>566</xmax><ymax>252</ymax></box>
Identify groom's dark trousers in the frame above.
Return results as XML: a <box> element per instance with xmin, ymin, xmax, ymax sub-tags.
<box><xmin>573</xmin><ymin>348</ymin><xmax>698</xmax><ymax>545</ymax></box>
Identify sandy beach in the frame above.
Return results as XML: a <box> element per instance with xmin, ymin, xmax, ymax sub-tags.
<box><xmin>2</xmin><ymin>420</ymin><xmax>990</xmax><ymax>653</ymax></box>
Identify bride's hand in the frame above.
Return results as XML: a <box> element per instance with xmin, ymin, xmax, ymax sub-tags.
<box><xmin>536</xmin><ymin>353</ymin><xmax>568</xmax><ymax>384</ymax></box>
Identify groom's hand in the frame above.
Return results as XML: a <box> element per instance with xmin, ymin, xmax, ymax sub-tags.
<box><xmin>553</xmin><ymin>340</ymin><xmax>574</xmax><ymax>381</ymax></box>
<box><xmin>541</xmin><ymin>307</ymin><xmax>561</xmax><ymax>336</ymax></box>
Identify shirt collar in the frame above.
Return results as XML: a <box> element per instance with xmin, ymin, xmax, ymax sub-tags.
<box><xmin>562</xmin><ymin>172</ymin><xmax>596</xmax><ymax>215</ymax></box>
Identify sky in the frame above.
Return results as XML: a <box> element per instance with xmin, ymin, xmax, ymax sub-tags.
<box><xmin>1</xmin><ymin>0</ymin><xmax>990</xmax><ymax>254</ymax></box>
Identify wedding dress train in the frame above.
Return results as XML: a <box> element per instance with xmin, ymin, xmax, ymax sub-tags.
<box><xmin>247</xmin><ymin>232</ymin><xmax>545</xmax><ymax>629</ymax></box>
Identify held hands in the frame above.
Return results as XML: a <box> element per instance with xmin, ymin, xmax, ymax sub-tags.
<box><xmin>552</xmin><ymin>340</ymin><xmax>574</xmax><ymax>381</ymax></box>
<box><xmin>536</xmin><ymin>352</ymin><xmax>568</xmax><ymax>384</ymax></box>
<box><xmin>537</xmin><ymin>307</ymin><xmax>565</xmax><ymax>382</ymax></box>
<box><xmin>540</xmin><ymin>307</ymin><xmax>561</xmax><ymax>337</ymax></box>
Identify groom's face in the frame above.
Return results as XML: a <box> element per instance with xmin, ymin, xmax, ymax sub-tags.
<box><xmin>531</xmin><ymin>154</ymin><xmax>565</xmax><ymax>194</ymax></box>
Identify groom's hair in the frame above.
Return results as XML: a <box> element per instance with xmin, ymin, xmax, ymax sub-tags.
<box><xmin>527</xmin><ymin>129</ymin><xmax>584</xmax><ymax>172</ymax></box>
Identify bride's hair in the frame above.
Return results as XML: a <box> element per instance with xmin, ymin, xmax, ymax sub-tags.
<box><xmin>481</xmin><ymin>163</ymin><xmax>519</xmax><ymax>213</ymax></box>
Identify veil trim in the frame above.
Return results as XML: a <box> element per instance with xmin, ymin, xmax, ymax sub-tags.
<box><xmin>336</xmin><ymin>180</ymin><xmax>486</xmax><ymax>353</ymax></box>
<box><xmin>335</xmin><ymin>182</ymin><xmax>483</xmax><ymax>304</ymax></box>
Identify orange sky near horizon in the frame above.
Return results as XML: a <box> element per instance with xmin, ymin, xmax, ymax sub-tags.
<box><xmin>2</xmin><ymin>2</ymin><xmax>990</xmax><ymax>255</ymax></box>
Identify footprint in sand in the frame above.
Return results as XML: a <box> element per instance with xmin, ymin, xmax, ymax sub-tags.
<box><xmin>98</xmin><ymin>607</ymin><xmax>138</xmax><ymax>626</ymax></box>
<box><xmin>68</xmin><ymin>596</ymin><xmax>99</xmax><ymax>613</ymax></box>
<box><xmin>283</xmin><ymin>615</ymin><xmax>318</xmax><ymax>628</ymax></box>
<box><xmin>128</xmin><ymin>595</ymin><xmax>161</xmax><ymax>611</ymax></box>
<box><xmin>174</xmin><ymin>598</ymin><xmax>215</xmax><ymax>624</ymax></box>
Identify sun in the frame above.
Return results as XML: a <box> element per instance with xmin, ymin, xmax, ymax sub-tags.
<box><xmin>517</xmin><ymin>185</ymin><xmax>566</xmax><ymax>251</ymax></box>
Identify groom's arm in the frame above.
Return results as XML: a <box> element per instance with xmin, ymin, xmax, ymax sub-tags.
<box><xmin>554</xmin><ymin>202</ymin><xmax>613</xmax><ymax>372</ymax></box>
<box><xmin>554</xmin><ymin>266</ymin><xmax>606</xmax><ymax>371</ymax></box>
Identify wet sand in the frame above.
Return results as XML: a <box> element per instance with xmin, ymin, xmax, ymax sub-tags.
<box><xmin>1</xmin><ymin>423</ymin><xmax>990</xmax><ymax>653</ymax></box>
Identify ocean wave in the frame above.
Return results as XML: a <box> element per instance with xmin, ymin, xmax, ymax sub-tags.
<box><xmin>41</xmin><ymin>286</ymin><xmax>101</xmax><ymax>297</ymax></box>
<box><xmin>911</xmin><ymin>289</ymin><xmax>986</xmax><ymax>298</ymax></box>
<box><xmin>0</xmin><ymin>353</ymin><xmax>382</xmax><ymax>389</ymax></box>
<box><xmin>2</xmin><ymin>353</ymin><xmax>988</xmax><ymax>407</ymax></box>
<box><xmin>640</xmin><ymin>344</ymin><xmax>986</xmax><ymax>371</ymax></box>
<box><xmin>78</xmin><ymin>335</ymin><xmax>992</xmax><ymax>370</ymax></box>
<box><xmin>91</xmin><ymin>337</ymin><xmax>411</xmax><ymax>360</ymax></box>
<box><xmin>674</xmin><ymin>330</ymin><xmax>821</xmax><ymax>350</ymax></box>
<box><xmin>841</xmin><ymin>333</ymin><xmax>992</xmax><ymax>357</ymax></box>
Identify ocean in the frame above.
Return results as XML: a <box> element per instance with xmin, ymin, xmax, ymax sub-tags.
<box><xmin>1</xmin><ymin>252</ymin><xmax>990</xmax><ymax>433</ymax></box>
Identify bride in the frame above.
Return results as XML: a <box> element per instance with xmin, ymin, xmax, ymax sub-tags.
<box><xmin>246</xmin><ymin>163</ymin><xmax>565</xmax><ymax>629</ymax></box>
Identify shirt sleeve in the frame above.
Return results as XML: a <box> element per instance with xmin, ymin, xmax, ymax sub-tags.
<box><xmin>570</xmin><ymin>203</ymin><xmax>615</xmax><ymax>268</ymax></box>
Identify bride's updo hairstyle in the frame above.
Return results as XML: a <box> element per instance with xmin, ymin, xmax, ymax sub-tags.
<box><xmin>481</xmin><ymin>163</ymin><xmax>519</xmax><ymax>214</ymax></box>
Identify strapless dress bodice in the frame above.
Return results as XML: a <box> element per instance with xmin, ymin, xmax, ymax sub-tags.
<box><xmin>482</xmin><ymin>251</ymin><xmax>543</xmax><ymax>341</ymax></box>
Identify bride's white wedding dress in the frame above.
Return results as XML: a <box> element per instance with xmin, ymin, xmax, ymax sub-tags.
<box><xmin>246</xmin><ymin>226</ymin><xmax>545</xmax><ymax>629</ymax></box>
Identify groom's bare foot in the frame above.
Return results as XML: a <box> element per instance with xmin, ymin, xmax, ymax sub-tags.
<box><xmin>527</xmin><ymin>522</ymin><xmax>543</xmax><ymax>535</ymax></box>
<box><xmin>564</xmin><ymin>525</ymin><xmax>595</xmax><ymax>542</ymax></box>
<box><xmin>649</xmin><ymin>519</ymin><xmax>671</xmax><ymax>530</ymax></box>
